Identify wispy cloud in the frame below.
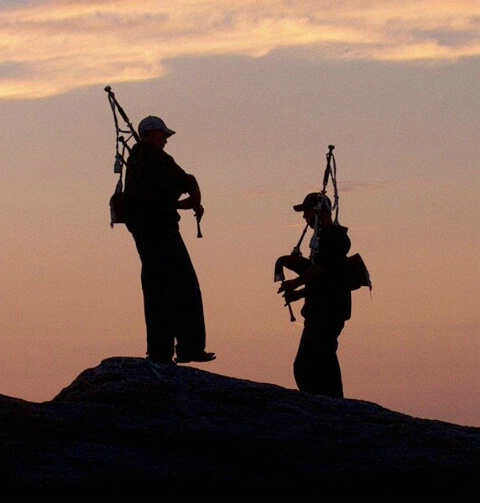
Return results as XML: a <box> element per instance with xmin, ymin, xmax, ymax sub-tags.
<box><xmin>1</xmin><ymin>0</ymin><xmax>478</xmax><ymax>100</ymax></box>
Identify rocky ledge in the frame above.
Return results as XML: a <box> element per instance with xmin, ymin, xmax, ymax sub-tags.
<box><xmin>1</xmin><ymin>357</ymin><xmax>479</xmax><ymax>502</ymax></box>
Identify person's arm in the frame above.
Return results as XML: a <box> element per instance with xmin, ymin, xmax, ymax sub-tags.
<box><xmin>177</xmin><ymin>174</ymin><xmax>204</xmax><ymax>220</ymax></box>
<box><xmin>282</xmin><ymin>287</ymin><xmax>306</xmax><ymax>304</ymax></box>
<box><xmin>274</xmin><ymin>254</ymin><xmax>310</xmax><ymax>278</ymax></box>
<box><xmin>277</xmin><ymin>265</ymin><xmax>326</xmax><ymax>294</ymax></box>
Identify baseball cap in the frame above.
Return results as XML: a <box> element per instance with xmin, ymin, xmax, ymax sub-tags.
<box><xmin>138</xmin><ymin>116</ymin><xmax>176</xmax><ymax>137</ymax></box>
<box><xmin>293</xmin><ymin>192</ymin><xmax>332</xmax><ymax>212</ymax></box>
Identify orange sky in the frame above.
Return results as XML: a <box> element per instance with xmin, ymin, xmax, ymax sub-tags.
<box><xmin>0</xmin><ymin>1</ymin><xmax>479</xmax><ymax>427</ymax></box>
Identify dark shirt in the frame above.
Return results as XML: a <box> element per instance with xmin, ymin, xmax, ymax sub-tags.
<box><xmin>301</xmin><ymin>224</ymin><xmax>352</xmax><ymax>321</ymax></box>
<box><xmin>124</xmin><ymin>141</ymin><xmax>191</xmax><ymax>234</ymax></box>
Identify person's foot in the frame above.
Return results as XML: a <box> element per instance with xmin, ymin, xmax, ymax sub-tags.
<box><xmin>175</xmin><ymin>351</ymin><xmax>216</xmax><ymax>364</ymax></box>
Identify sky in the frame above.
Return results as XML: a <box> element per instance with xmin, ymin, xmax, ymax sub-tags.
<box><xmin>0</xmin><ymin>0</ymin><xmax>478</xmax><ymax>427</ymax></box>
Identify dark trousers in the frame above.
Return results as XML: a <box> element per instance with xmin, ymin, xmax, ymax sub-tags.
<box><xmin>293</xmin><ymin>317</ymin><xmax>345</xmax><ymax>398</ymax></box>
<box><xmin>132</xmin><ymin>229</ymin><xmax>206</xmax><ymax>361</ymax></box>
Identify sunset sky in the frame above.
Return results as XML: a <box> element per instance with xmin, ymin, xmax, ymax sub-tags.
<box><xmin>0</xmin><ymin>0</ymin><xmax>478</xmax><ymax>427</ymax></box>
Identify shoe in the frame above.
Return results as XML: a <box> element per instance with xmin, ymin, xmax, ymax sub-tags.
<box><xmin>175</xmin><ymin>351</ymin><xmax>216</xmax><ymax>364</ymax></box>
<box><xmin>146</xmin><ymin>356</ymin><xmax>176</xmax><ymax>365</ymax></box>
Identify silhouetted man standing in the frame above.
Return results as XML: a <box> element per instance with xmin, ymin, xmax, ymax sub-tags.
<box><xmin>124</xmin><ymin>115</ymin><xmax>215</xmax><ymax>365</ymax></box>
<box><xmin>277</xmin><ymin>192</ymin><xmax>351</xmax><ymax>398</ymax></box>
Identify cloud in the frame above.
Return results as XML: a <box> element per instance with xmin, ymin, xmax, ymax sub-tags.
<box><xmin>1</xmin><ymin>0</ymin><xmax>479</xmax><ymax>100</ymax></box>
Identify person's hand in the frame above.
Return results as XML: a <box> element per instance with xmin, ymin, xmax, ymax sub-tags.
<box><xmin>282</xmin><ymin>290</ymin><xmax>300</xmax><ymax>306</ymax></box>
<box><xmin>194</xmin><ymin>204</ymin><xmax>204</xmax><ymax>222</ymax></box>
<box><xmin>277</xmin><ymin>278</ymin><xmax>300</xmax><ymax>294</ymax></box>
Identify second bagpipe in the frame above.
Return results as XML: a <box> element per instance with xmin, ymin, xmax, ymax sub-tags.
<box><xmin>274</xmin><ymin>145</ymin><xmax>372</xmax><ymax>322</ymax></box>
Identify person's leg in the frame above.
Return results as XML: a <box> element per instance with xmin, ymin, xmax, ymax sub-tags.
<box><xmin>158</xmin><ymin>232</ymin><xmax>213</xmax><ymax>362</ymax></box>
<box><xmin>316</xmin><ymin>336</ymin><xmax>343</xmax><ymax>398</ymax></box>
<box><xmin>293</xmin><ymin>319</ymin><xmax>344</xmax><ymax>398</ymax></box>
<box><xmin>293</xmin><ymin>325</ymin><xmax>316</xmax><ymax>392</ymax></box>
<box><xmin>134</xmin><ymin>233</ymin><xmax>176</xmax><ymax>362</ymax></box>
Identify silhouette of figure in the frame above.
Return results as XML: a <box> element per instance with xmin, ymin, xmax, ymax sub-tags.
<box><xmin>276</xmin><ymin>193</ymin><xmax>351</xmax><ymax>398</ymax></box>
<box><xmin>124</xmin><ymin>115</ymin><xmax>215</xmax><ymax>365</ymax></box>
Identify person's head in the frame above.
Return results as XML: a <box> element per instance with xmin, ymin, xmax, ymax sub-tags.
<box><xmin>293</xmin><ymin>192</ymin><xmax>333</xmax><ymax>228</ymax></box>
<box><xmin>138</xmin><ymin>116</ymin><xmax>176</xmax><ymax>149</ymax></box>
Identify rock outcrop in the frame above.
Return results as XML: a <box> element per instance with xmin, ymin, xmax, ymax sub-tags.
<box><xmin>1</xmin><ymin>357</ymin><xmax>479</xmax><ymax>502</ymax></box>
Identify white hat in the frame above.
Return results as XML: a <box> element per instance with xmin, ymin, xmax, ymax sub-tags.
<box><xmin>138</xmin><ymin>116</ymin><xmax>176</xmax><ymax>137</ymax></box>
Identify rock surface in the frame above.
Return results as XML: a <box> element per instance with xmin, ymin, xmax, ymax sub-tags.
<box><xmin>1</xmin><ymin>356</ymin><xmax>479</xmax><ymax>502</ymax></box>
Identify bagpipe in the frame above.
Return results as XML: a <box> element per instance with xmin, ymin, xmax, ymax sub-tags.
<box><xmin>104</xmin><ymin>86</ymin><xmax>140</xmax><ymax>228</ymax></box>
<box><xmin>274</xmin><ymin>145</ymin><xmax>372</xmax><ymax>322</ymax></box>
